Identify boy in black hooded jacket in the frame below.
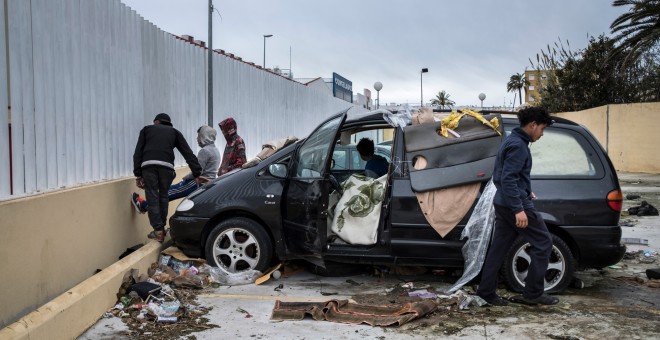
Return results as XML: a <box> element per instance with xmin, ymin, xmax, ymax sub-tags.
<box><xmin>133</xmin><ymin>113</ymin><xmax>203</xmax><ymax>242</ymax></box>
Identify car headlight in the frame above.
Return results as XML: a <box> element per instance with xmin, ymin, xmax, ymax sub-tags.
<box><xmin>176</xmin><ymin>198</ymin><xmax>195</xmax><ymax>212</ymax></box>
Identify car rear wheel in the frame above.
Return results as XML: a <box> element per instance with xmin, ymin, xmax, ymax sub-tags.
<box><xmin>204</xmin><ymin>217</ymin><xmax>273</xmax><ymax>273</ymax></box>
<box><xmin>503</xmin><ymin>234</ymin><xmax>575</xmax><ymax>294</ymax></box>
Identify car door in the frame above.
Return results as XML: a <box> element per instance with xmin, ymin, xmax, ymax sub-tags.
<box><xmin>282</xmin><ymin>113</ymin><xmax>347</xmax><ymax>261</ymax></box>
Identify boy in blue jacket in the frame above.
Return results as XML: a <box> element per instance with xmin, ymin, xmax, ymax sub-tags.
<box><xmin>477</xmin><ymin>107</ymin><xmax>558</xmax><ymax>306</ymax></box>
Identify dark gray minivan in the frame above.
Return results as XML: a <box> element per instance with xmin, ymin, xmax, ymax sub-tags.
<box><xmin>169</xmin><ymin>108</ymin><xmax>625</xmax><ymax>293</ymax></box>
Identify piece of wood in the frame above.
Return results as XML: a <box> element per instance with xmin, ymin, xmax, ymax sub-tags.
<box><xmin>255</xmin><ymin>263</ymin><xmax>283</xmax><ymax>285</ymax></box>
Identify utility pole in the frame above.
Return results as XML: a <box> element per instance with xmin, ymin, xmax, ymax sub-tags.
<box><xmin>207</xmin><ymin>0</ymin><xmax>213</xmax><ymax>126</ymax></box>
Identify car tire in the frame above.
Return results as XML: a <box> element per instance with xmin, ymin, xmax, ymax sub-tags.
<box><xmin>204</xmin><ymin>217</ymin><xmax>273</xmax><ymax>273</ymax></box>
<box><xmin>502</xmin><ymin>234</ymin><xmax>575</xmax><ymax>294</ymax></box>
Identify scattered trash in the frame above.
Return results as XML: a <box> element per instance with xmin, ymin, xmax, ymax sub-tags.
<box><xmin>255</xmin><ymin>263</ymin><xmax>283</xmax><ymax>285</ymax></box>
<box><xmin>346</xmin><ymin>279</ymin><xmax>362</xmax><ymax>286</ymax></box>
<box><xmin>625</xmin><ymin>194</ymin><xmax>641</xmax><ymax>200</ymax></box>
<box><xmin>156</xmin><ymin>316</ymin><xmax>177</xmax><ymax>323</ymax></box>
<box><xmin>408</xmin><ymin>289</ymin><xmax>438</xmax><ymax>299</ymax></box>
<box><xmin>619</xmin><ymin>220</ymin><xmax>637</xmax><ymax>227</ymax></box>
<box><xmin>627</xmin><ymin>201</ymin><xmax>659</xmax><ymax>216</ymax></box>
<box><xmin>436</xmin><ymin>290</ymin><xmax>488</xmax><ymax>310</ymax></box>
<box><xmin>647</xmin><ymin>268</ymin><xmax>660</xmax><ymax>280</ymax></box>
<box><xmin>401</xmin><ymin>282</ymin><xmax>415</xmax><ymax>289</ymax></box>
<box><xmin>608</xmin><ymin>265</ymin><xmax>622</xmax><ymax>269</ymax></box>
<box><xmin>321</xmin><ymin>291</ymin><xmax>338</xmax><ymax>296</ymax></box>
<box><xmin>127</xmin><ymin>282</ymin><xmax>162</xmax><ymax>300</ymax></box>
<box><xmin>644</xmin><ymin>250</ymin><xmax>654</xmax><ymax>257</ymax></box>
<box><xmin>119</xmin><ymin>243</ymin><xmax>144</xmax><ymax>260</ymax></box>
<box><xmin>614</xmin><ymin>276</ymin><xmax>660</xmax><ymax>288</ymax></box>
<box><xmin>621</xmin><ymin>237</ymin><xmax>650</xmax><ymax>246</ymax></box>
<box><xmin>199</xmin><ymin>263</ymin><xmax>262</xmax><ymax>286</ymax></box>
<box><xmin>237</xmin><ymin>307</ymin><xmax>252</xmax><ymax>318</ymax></box>
<box><xmin>274</xmin><ymin>284</ymin><xmax>284</xmax><ymax>292</ymax></box>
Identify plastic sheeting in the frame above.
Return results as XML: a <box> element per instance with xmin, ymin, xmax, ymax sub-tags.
<box><xmin>383</xmin><ymin>104</ymin><xmax>413</xmax><ymax>127</ymax></box>
<box><xmin>446</xmin><ymin>180</ymin><xmax>497</xmax><ymax>294</ymax></box>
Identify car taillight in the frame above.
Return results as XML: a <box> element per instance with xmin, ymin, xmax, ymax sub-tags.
<box><xmin>607</xmin><ymin>189</ymin><xmax>623</xmax><ymax>212</ymax></box>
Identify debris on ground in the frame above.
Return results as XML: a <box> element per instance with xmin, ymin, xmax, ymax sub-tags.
<box><xmin>628</xmin><ymin>201</ymin><xmax>659</xmax><ymax>216</ymax></box>
<box><xmin>626</xmin><ymin>194</ymin><xmax>641</xmax><ymax>200</ymax></box>
<box><xmin>106</xmin><ymin>248</ymin><xmax>265</xmax><ymax>338</ymax></box>
<box><xmin>613</xmin><ymin>276</ymin><xmax>660</xmax><ymax>288</ymax></box>
<box><xmin>621</xmin><ymin>238</ymin><xmax>650</xmax><ymax>246</ymax></box>
<box><xmin>270</xmin><ymin>299</ymin><xmax>437</xmax><ymax>326</ymax></box>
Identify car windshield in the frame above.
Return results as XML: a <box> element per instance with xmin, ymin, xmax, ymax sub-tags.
<box><xmin>294</xmin><ymin>115</ymin><xmax>343</xmax><ymax>178</ymax></box>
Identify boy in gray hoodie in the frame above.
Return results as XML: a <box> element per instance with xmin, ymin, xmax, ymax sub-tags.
<box><xmin>132</xmin><ymin>125</ymin><xmax>220</xmax><ymax>214</ymax></box>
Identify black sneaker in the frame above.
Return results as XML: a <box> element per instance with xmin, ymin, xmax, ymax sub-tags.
<box><xmin>480</xmin><ymin>295</ymin><xmax>509</xmax><ymax>306</ymax></box>
<box><xmin>131</xmin><ymin>193</ymin><xmax>146</xmax><ymax>214</ymax></box>
<box><xmin>511</xmin><ymin>293</ymin><xmax>559</xmax><ymax>306</ymax></box>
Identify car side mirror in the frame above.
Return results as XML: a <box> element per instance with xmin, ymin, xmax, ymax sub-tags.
<box><xmin>268</xmin><ymin>164</ymin><xmax>288</xmax><ymax>178</ymax></box>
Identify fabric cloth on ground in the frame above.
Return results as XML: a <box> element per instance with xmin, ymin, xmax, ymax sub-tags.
<box><xmin>446</xmin><ymin>180</ymin><xmax>497</xmax><ymax>294</ymax></box>
<box><xmin>416</xmin><ymin>182</ymin><xmax>480</xmax><ymax>237</ymax></box>
<box><xmin>328</xmin><ymin>174</ymin><xmax>387</xmax><ymax>245</ymax></box>
<box><xmin>270</xmin><ymin>299</ymin><xmax>437</xmax><ymax>326</ymax></box>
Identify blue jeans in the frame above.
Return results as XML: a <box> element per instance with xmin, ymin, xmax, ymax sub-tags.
<box><xmin>142</xmin><ymin>178</ymin><xmax>198</xmax><ymax>211</ymax></box>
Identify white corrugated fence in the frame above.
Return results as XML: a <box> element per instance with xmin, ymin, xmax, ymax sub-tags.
<box><xmin>0</xmin><ymin>0</ymin><xmax>361</xmax><ymax>199</ymax></box>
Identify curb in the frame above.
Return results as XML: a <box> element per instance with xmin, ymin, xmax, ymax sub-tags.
<box><xmin>0</xmin><ymin>241</ymin><xmax>163</xmax><ymax>340</ymax></box>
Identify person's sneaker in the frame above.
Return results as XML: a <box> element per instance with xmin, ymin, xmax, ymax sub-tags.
<box><xmin>147</xmin><ymin>229</ymin><xmax>167</xmax><ymax>243</ymax></box>
<box><xmin>131</xmin><ymin>193</ymin><xmax>147</xmax><ymax>214</ymax></box>
<box><xmin>511</xmin><ymin>293</ymin><xmax>559</xmax><ymax>306</ymax></box>
<box><xmin>480</xmin><ymin>295</ymin><xmax>509</xmax><ymax>307</ymax></box>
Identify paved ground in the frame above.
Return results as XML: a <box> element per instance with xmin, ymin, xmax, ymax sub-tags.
<box><xmin>80</xmin><ymin>172</ymin><xmax>660</xmax><ymax>339</ymax></box>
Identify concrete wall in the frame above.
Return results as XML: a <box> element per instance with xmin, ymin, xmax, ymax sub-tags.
<box><xmin>0</xmin><ymin>168</ymin><xmax>188</xmax><ymax>328</ymax></box>
<box><xmin>554</xmin><ymin>102</ymin><xmax>660</xmax><ymax>173</ymax></box>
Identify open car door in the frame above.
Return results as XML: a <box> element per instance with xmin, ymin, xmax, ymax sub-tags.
<box><xmin>403</xmin><ymin>113</ymin><xmax>503</xmax><ymax>191</ymax></box>
<box><xmin>282</xmin><ymin>112</ymin><xmax>347</xmax><ymax>264</ymax></box>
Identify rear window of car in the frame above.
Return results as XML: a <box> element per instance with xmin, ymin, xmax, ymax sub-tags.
<box><xmin>504</xmin><ymin>126</ymin><xmax>604</xmax><ymax>178</ymax></box>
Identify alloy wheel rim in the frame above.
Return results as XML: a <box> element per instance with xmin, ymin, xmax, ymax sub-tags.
<box><xmin>212</xmin><ymin>227</ymin><xmax>260</xmax><ymax>272</ymax></box>
<box><xmin>512</xmin><ymin>243</ymin><xmax>565</xmax><ymax>291</ymax></box>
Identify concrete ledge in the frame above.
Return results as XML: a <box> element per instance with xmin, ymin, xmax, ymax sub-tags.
<box><xmin>0</xmin><ymin>241</ymin><xmax>163</xmax><ymax>340</ymax></box>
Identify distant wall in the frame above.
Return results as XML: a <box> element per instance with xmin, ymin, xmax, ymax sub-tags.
<box><xmin>0</xmin><ymin>168</ymin><xmax>187</xmax><ymax>328</ymax></box>
<box><xmin>0</xmin><ymin>0</ymin><xmax>362</xmax><ymax>200</ymax></box>
<box><xmin>554</xmin><ymin>102</ymin><xmax>660</xmax><ymax>173</ymax></box>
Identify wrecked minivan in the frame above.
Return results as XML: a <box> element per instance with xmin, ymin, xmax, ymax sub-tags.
<box><xmin>169</xmin><ymin>108</ymin><xmax>625</xmax><ymax>293</ymax></box>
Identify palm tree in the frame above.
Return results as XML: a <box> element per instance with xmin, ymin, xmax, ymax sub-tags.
<box><xmin>610</xmin><ymin>0</ymin><xmax>660</xmax><ymax>67</ymax></box>
<box><xmin>430</xmin><ymin>90</ymin><xmax>455</xmax><ymax>109</ymax></box>
<box><xmin>507</xmin><ymin>73</ymin><xmax>528</xmax><ymax>106</ymax></box>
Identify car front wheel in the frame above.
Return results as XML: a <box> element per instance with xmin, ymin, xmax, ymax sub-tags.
<box><xmin>502</xmin><ymin>234</ymin><xmax>575</xmax><ymax>294</ymax></box>
<box><xmin>204</xmin><ymin>217</ymin><xmax>273</xmax><ymax>273</ymax></box>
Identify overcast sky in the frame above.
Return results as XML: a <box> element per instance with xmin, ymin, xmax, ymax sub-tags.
<box><xmin>120</xmin><ymin>0</ymin><xmax>623</xmax><ymax>107</ymax></box>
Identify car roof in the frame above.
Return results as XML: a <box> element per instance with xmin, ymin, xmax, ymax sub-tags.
<box><xmin>345</xmin><ymin>108</ymin><xmax>578</xmax><ymax>127</ymax></box>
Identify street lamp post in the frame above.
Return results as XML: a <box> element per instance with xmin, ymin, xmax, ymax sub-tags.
<box><xmin>420</xmin><ymin>68</ymin><xmax>428</xmax><ymax>107</ymax></box>
<box><xmin>374</xmin><ymin>81</ymin><xmax>383</xmax><ymax>109</ymax></box>
<box><xmin>207</xmin><ymin>0</ymin><xmax>213</xmax><ymax>126</ymax></box>
<box><xmin>263</xmin><ymin>34</ymin><xmax>273</xmax><ymax>69</ymax></box>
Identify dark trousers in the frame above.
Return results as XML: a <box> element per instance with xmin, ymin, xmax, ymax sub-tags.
<box><xmin>141</xmin><ymin>178</ymin><xmax>198</xmax><ymax>210</ymax></box>
<box><xmin>477</xmin><ymin>205</ymin><xmax>552</xmax><ymax>299</ymax></box>
<box><xmin>142</xmin><ymin>167</ymin><xmax>176</xmax><ymax>231</ymax></box>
